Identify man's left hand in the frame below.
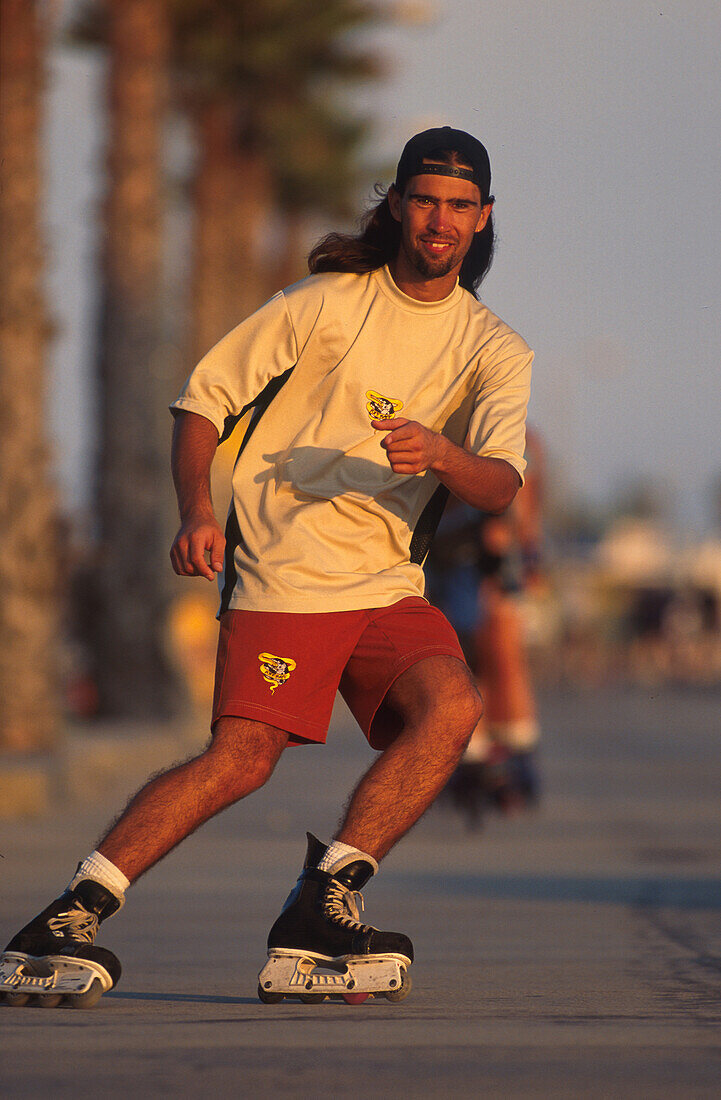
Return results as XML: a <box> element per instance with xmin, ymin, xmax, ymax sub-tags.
<box><xmin>371</xmin><ymin>417</ymin><xmax>447</xmax><ymax>475</ymax></box>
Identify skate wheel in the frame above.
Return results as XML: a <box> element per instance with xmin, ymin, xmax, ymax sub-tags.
<box><xmin>384</xmin><ymin>970</ymin><xmax>412</xmax><ymax>1003</ymax></box>
<box><xmin>37</xmin><ymin>993</ymin><xmax>64</xmax><ymax>1008</ymax></box>
<box><xmin>3</xmin><ymin>991</ymin><xmax>31</xmax><ymax>1007</ymax></box>
<box><xmin>341</xmin><ymin>992</ymin><xmax>369</xmax><ymax>1005</ymax></box>
<box><xmin>257</xmin><ymin>983</ymin><xmax>284</xmax><ymax>1004</ymax></box>
<box><xmin>299</xmin><ymin>993</ymin><xmax>326</xmax><ymax>1004</ymax></box>
<box><xmin>68</xmin><ymin>979</ymin><xmax>104</xmax><ymax>1009</ymax></box>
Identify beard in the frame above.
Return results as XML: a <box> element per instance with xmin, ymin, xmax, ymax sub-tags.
<box><xmin>404</xmin><ymin>236</ymin><xmax>462</xmax><ymax>280</ymax></box>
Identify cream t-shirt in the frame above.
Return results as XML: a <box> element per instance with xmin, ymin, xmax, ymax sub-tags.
<box><xmin>171</xmin><ymin>265</ymin><xmax>532</xmax><ymax>613</ymax></box>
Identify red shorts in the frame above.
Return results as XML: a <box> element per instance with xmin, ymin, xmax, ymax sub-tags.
<box><xmin>212</xmin><ymin>596</ymin><xmax>466</xmax><ymax>749</ymax></box>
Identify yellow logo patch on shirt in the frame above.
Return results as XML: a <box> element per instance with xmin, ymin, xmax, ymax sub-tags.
<box><xmin>365</xmin><ymin>390</ymin><xmax>403</xmax><ymax>422</ymax></box>
<box><xmin>258</xmin><ymin>652</ymin><xmax>297</xmax><ymax>694</ymax></box>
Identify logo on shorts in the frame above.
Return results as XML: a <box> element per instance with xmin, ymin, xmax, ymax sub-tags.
<box><xmin>258</xmin><ymin>652</ymin><xmax>297</xmax><ymax>694</ymax></box>
<box><xmin>365</xmin><ymin>390</ymin><xmax>403</xmax><ymax>422</ymax></box>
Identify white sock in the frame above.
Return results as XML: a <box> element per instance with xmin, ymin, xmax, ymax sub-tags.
<box><xmin>487</xmin><ymin>719</ymin><xmax>540</xmax><ymax>751</ymax></box>
<box><xmin>464</xmin><ymin>728</ymin><xmax>492</xmax><ymax>762</ymax></box>
<box><xmin>318</xmin><ymin>840</ymin><xmax>378</xmax><ymax>876</ymax></box>
<box><xmin>68</xmin><ymin>851</ymin><xmax>130</xmax><ymax>906</ymax></box>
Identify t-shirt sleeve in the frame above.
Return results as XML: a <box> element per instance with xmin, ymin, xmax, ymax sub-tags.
<box><xmin>467</xmin><ymin>331</ymin><xmax>533</xmax><ymax>484</ymax></box>
<box><xmin>169</xmin><ymin>291</ymin><xmax>299</xmax><ymax>438</ymax></box>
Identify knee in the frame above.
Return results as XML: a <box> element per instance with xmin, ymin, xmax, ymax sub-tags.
<box><xmin>430</xmin><ymin>679</ymin><xmax>484</xmax><ymax>752</ymax></box>
<box><xmin>202</xmin><ymin>722</ymin><xmax>284</xmax><ymax>804</ymax></box>
<box><xmin>455</xmin><ymin>684</ymin><xmax>484</xmax><ymax>741</ymax></box>
<box><xmin>468</xmin><ymin>685</ymin><xmax>484</xmax><ymax>730</ymax></box>
<box><xmin>205</xmin><ymin>748</ymin><xmax>275</xmax><ymax>806</ymax></box>
<box><xmin>388</xmin><ymin>656</ymin><xmax>482</xmax><ymax>752</ymax></box>
<box><xmin>229</xmin><ymin>749</ymin><xmax>277</xmax><ymax>796</ymax></box>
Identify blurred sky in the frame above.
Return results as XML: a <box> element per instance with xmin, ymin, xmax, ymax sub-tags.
<box><xmin>46</xmin><ymin>0</ymin><xmax>720</xmax><ymax>535</ymax></box>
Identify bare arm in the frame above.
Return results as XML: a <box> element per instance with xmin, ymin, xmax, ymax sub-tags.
<box><xmin>169</xmin><ymin>410</ymin><xmax>226</xmax><ymax>580</ymax></box>
<box><xmin>373</xmin><ymin>417</ymin><xmax>521</xmax><ymax>514</ymax></box>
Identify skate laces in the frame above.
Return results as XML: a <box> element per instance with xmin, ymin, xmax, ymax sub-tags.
<box><xmin>47</xmin><ymin>902</ymin><xmax>99</xmax><ymax>943</ymax></box>
<box><xmin>323</xmin><ymin>880</ymin><xmax>373</xmax><ymax>933</ymax></box>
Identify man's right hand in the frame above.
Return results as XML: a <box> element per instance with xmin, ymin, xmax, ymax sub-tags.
<box><xmin>170</xmin><ymin>514</ymin><xmax>226</xmax><ymax>581</ymax></box>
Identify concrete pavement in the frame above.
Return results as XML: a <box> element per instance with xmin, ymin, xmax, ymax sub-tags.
<box><xmin>1</xmin><ymin>686</ymin><xmax>720</xmax><ymax>1097</ymax></box>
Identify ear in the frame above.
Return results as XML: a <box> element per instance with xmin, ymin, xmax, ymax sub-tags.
<box><xmin>388</xmin><ymin>184</ymin><xmax>402</xmax><ymax>223</ymax></box>
<box><xmin>474</xmin><ymin>201</ymin><xmax>494</xmax><ymax>234</ymax></box>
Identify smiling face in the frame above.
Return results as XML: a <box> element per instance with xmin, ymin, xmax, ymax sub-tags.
<box><xmin>388</xmin><ymin>165</ymin><xmax>493</xmax><ymax>296</ymax></box>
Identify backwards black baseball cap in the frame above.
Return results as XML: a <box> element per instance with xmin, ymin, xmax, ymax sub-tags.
<box><xmin>395</xmin><ymin>126</ymin><xmax>492</xmax><ymax>200</ymax></box>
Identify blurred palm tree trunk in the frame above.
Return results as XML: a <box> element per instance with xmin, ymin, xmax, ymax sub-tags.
<box><xmin>270</xmin><ymin>209</ymin><xmax>306</xmax><ymax>295</ymax></box>
<box><xmin>190</xmin><ymin>100</ymin><xmax>275</xmax><ymax>524</ymax></box>
<box><xmin>93</xmin><ymin>0</ymin><xmax>180</xmax><ymax>718</ymax></box>
<box><xmin>0</xmin><ymin>0</ymin><xmax>59</xmax><ymax>750</ymax></box>
<box><xmin>190</xmin><ymin>99</ymin><xmax>272</xmax><ymax>362</ymax></box>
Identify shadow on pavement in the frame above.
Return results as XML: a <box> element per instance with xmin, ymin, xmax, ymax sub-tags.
<box><xmin>397</xmin><ymin>871</ymin><xmax>721</xmax><ymax>910</ymax></box>
<box><xmin>106</xmin><ymin>990</ymin><xmax>258</xmax><ymax>1006</ymax></box>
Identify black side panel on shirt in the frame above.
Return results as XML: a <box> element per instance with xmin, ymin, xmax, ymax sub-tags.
<box><xmin>218</xmin><ymin>365</ymin><xmax>294</xmax><ymax>445</ymax></box>
<box><xmin>409</xmin><ymin>484</ymin><xmax>451</xmax><ymax>566</ymax></box>
<box><xmin>219</xmin><ymin>367</ymin><xmax>295</xmax><ymax>615</ymax></box>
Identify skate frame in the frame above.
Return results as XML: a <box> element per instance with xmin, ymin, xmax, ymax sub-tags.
<box><xmin>258</xmin><ymin>949</ymin><xmax>410</xmax><ymax>1001</ymax></box>
<box><xmin>0</xmin><ymin>951</ymin><xmax>113</xmax><ymax>1008</ymax></box>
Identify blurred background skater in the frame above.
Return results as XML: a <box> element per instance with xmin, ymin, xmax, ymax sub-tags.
<box><xmin>427</xmin><ymin>427</ymin><xmax>545</xmax><ymax>827</ymax></box>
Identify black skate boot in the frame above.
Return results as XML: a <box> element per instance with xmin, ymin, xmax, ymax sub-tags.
<box><xmin>258</xmin><ymin>834</ymin><xmax>413</xmax><ymax>1005</ymax></box>
<box><xmin>443</xmin><ymin>759</ymin><xmax>488</xmax><ymax>830</ymax></box>
<box><xmin>485</xmin><ymin>746</ymin><xmax>540</xmax><ymax>814</ymax></box>
<box><xmin>509</xmin><ymin>750</ymin><xmax>540</xmax><ymax>806</ymax></box>
<box><xmin>0</xmin><ymin>878</ymin><xmax>122</xmax><ymax>1009</ymax></box>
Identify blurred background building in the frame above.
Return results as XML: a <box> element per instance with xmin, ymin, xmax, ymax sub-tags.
<box><xmin>1</xmin><ymin>0</ymin><xmax>720</xmax><ymax>759</ymax></box>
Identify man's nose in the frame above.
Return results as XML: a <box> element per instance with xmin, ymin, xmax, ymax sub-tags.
<box><xmin>428</xmin><ymin>204</ymin><xmax>450</xmax><ymax>232</ymax></box>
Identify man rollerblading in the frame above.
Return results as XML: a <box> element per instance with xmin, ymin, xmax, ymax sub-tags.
<box><xmin>2</xmin><ymin>125</ymin><xmax>531</xmax><ymax>1008</ymax></box>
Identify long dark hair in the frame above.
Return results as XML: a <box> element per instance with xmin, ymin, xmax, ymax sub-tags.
<box><xmin>308</xmin><ymin>150</ymin><xmax>495</xmax><ymax>298</ymax></box>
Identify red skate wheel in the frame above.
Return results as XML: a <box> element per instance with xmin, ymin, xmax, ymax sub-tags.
<box><xmin>342</xmin><ymin>992</ymin><xmax>369</xmax><ymax>1005</ymax></box>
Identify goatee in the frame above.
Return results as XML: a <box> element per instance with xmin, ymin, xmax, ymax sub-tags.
<box><xmin>407</xmin><ymin>243</ymin><xmax>458</xmax><ymax>280</ymax></box>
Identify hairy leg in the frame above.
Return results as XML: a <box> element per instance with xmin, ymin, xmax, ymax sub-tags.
<box><xmin>98</xmin><ymin>717</ymin><xmax>289</xmax><ymax>882</ymax></box>
<box><xmin>338</xmin><ymin>656</ymin><xmax>482</xmax><ymax>861</ymax></box>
